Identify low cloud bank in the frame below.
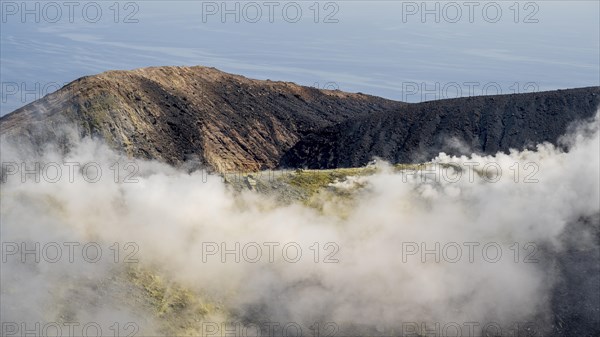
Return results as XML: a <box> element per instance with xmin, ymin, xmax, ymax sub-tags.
<box><xmin>1</xmin><ymin>113</ymin><xmax>599</xmax><ymax>336</ymax></box>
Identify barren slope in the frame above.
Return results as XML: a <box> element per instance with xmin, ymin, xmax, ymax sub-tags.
<box><xmin>2</xmin><ymin>66</ymin><xmax>598</xmax><ymax>171</ymax></box>
<box><xmin>281</xmin><ymin>87</ymin><xmax>600</xmax><ymax>168</ymax></box>
<box><xmin>0</xmin><ymin>66</ymin><xmax>403</xmax><ymax>171</ymax></box>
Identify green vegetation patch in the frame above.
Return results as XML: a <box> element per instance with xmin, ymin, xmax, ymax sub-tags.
<box><xmin>285</xmin><ymin>167</ymin><xmax>376</xmax><ymax>197</ymax></box>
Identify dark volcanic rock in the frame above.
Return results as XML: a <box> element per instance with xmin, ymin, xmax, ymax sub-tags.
<box><xmin>280</xmin><ymin>87</ymin><xmax>600</xmax><ymax>168</ymax></box>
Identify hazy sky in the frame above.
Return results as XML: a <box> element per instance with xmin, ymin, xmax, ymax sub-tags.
<box><xmin>1</xmin><ymin>0</ymin><xmax>599</xmax><ymax>115</ymax></box>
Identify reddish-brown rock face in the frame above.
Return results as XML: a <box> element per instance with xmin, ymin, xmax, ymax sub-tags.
<box><xmin>0</xmin><ymin>66</ymin><xmax>403</xmax><ymax>172</ymax></box>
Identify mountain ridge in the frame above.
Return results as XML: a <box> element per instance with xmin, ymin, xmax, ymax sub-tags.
<box><xmin>281</xmin><ymin>86</ymin><xmax>600</xmax><ymax>168</ymax></box>
<box><xmin>0</xmin><ymin>66</ymin><xmax>404</xmax><ymax>171</ymax></box>
<box><xmin>1</xmin><ymin>65</ymin><xmax>598</xmax><ymax>171</ymax></box>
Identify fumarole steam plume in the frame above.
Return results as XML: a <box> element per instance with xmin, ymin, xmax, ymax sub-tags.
<box><xmin>1</xmin><ymin>112</ymin><xmax>599</xmax><ymax>337</ymax></box>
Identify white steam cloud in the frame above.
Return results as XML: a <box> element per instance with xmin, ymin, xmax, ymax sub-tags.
<box><xmin>1</xmin><ymin>113</ymin><xmax>599</xmax><ymax>336</ymax></box>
